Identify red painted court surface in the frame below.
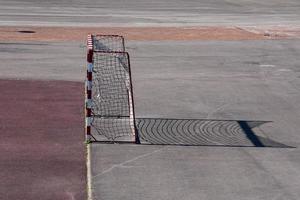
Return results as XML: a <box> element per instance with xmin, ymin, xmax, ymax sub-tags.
<box><xmin>0</xmin><ymin>79</ymin><xmax>86</xmax><ymax>200</ymax></box>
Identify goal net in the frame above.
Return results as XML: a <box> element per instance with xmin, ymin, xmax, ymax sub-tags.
<box><xmin>92</xmin><ymin>35</ymin><xmax>125</xmax><ymax>52</ymax></box>
<box><xmin>85</xmin><ymin>35</ymin><xmax>137</xmax><ymax>143</ymax></box>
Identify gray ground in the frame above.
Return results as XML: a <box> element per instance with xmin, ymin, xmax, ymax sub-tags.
<box><xmin>0</xmin><ymin>42</ymin><xmax>85</xmax><ymax>81</ymax></box>
<box><xmin>2</xmin><ymin>39</ymin><xmax>299</xmax><ymax>200</ymax></box>
<box><xmin>92</xmin><ymin>40</ymin><xmax>300</xmax><ymax>200</ymax></box>
<box><xmin>1</xmin><ymin>0</ymin><xmax>300</xmax><ymax>200</ymax></box>
<box><xmin>0</xmin><ymin>0</ymin><xmax>300</xmax><ymax>27</ymax></box>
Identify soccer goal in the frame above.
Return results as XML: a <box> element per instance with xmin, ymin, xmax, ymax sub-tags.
<box><xmin>85</xmin><ymin>35</ymin><xmax>138</xmax><ymax>143</ymax></box>
<box><xmin>84</xmin><ymin>35</ymin><xmax>286</xmax><ymax>148</ymax></box>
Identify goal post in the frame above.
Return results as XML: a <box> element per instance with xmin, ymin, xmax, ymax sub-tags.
<box><xmin>85</xmin><ymin>35</ymin><xmax>93</xmax><ymax>143</ymax></box>
<box><xmin>85</xmin><ymin>34</ymin><xmax>138</xmax><ymax>143</ymax></box>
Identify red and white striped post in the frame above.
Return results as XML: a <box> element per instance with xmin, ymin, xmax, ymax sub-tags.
<box><xmin>86</xmin><ymin>35</ymin><xmax>93</xmax><ymax>142</ymax></box>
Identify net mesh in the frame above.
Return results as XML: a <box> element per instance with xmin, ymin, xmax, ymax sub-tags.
<box><xmin>91</xmin><ymin>51</ymin><xmax>135</xmax><ymax>141</ymax></box>
<box><xmin>92</xmin><ymin>35</ymin><xmax>125</xmax><ymax>52</ymax></box>
<box><xmin>92</xmin><ymin>53</ymin><xmax>130</xmax><ymax>117</ymax></box>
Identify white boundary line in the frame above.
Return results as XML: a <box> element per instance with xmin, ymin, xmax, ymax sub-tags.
<box><xmin>86</xmin><ymin>143</ymin><xmax>93</xmax><ymax>200</ymax></box>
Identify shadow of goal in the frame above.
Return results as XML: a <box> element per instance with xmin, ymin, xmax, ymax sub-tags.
<box><xmin>85</xmin><ymin>35</ymin><xmax>289</xmax><ymax>148</ymax></box>
<box><xmin>136</xmin><ymin>118</ymin><xmax>289</xmax><ymax>147</ymax></box>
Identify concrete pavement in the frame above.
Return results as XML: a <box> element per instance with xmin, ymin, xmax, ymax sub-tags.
<box><xmin>90</xmin><ymin>39</ymin><xmax>300</xmax><ymax>200</ymax></box>
<box><xmin>1</xmin><ymin>38</ymin><xmax>300</xmax><ymax>199</ymax></box>
<box><xmin>0</xmin><ymin>0</ymin><xmax>300</xmax><ymax>200</ymax></box>
<box><xmin>0</xmin><ymin>0</ymin><xmax>300</xmax><ymax>27</ymax></box>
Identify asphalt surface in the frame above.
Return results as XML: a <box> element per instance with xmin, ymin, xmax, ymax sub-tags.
<box><xmin>91</xmin><ymin>144</ymin><xmax>299</xmax><ymax>200</ymax></box>
<box><xmin>0</xmin><ymin>42</ymin><xmax>87</xmax><ymax>200</ymax></box>
<box><xmin>1</xmin><ymin>38</ymin><xmax>300</xmax><ymax>200</ymax></box>
<box><xmin>91</xmin><ymin>39</ymin><xmax>300</xmax><ymax>200</ymax></box>
<box><xmin>0</xmin><ymin>79</ymin><xmax>86</xmax><ymax>200</ymax></box>
<box><xmin>0</xmin><ymin>42</ymin><xmax>85</xmax><ymax>81</ymax></box>
<box><xmin>0</xmin><ymin>0</ymin><xmax>300</xmax><ymax>27</ymax></box>
<box><xmin>0</xmin><ymin>0</ymin><xmax>300</xmax><ymax>200</ymax></box>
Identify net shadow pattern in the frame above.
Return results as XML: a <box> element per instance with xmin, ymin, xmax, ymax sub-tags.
<box><xmin>92</xmin><ymin>35</ymin><xmax>125</xmax><ymax>52</ymax></box>
<box><xmin>136</xmin><ymin>118</ymin><xmax>289</xmax><ymax>147</ymax></box>
<box><xmin>91</xmin><ymin>52</ymin><xmax>134</xmax><ymax>141</ymax></box>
